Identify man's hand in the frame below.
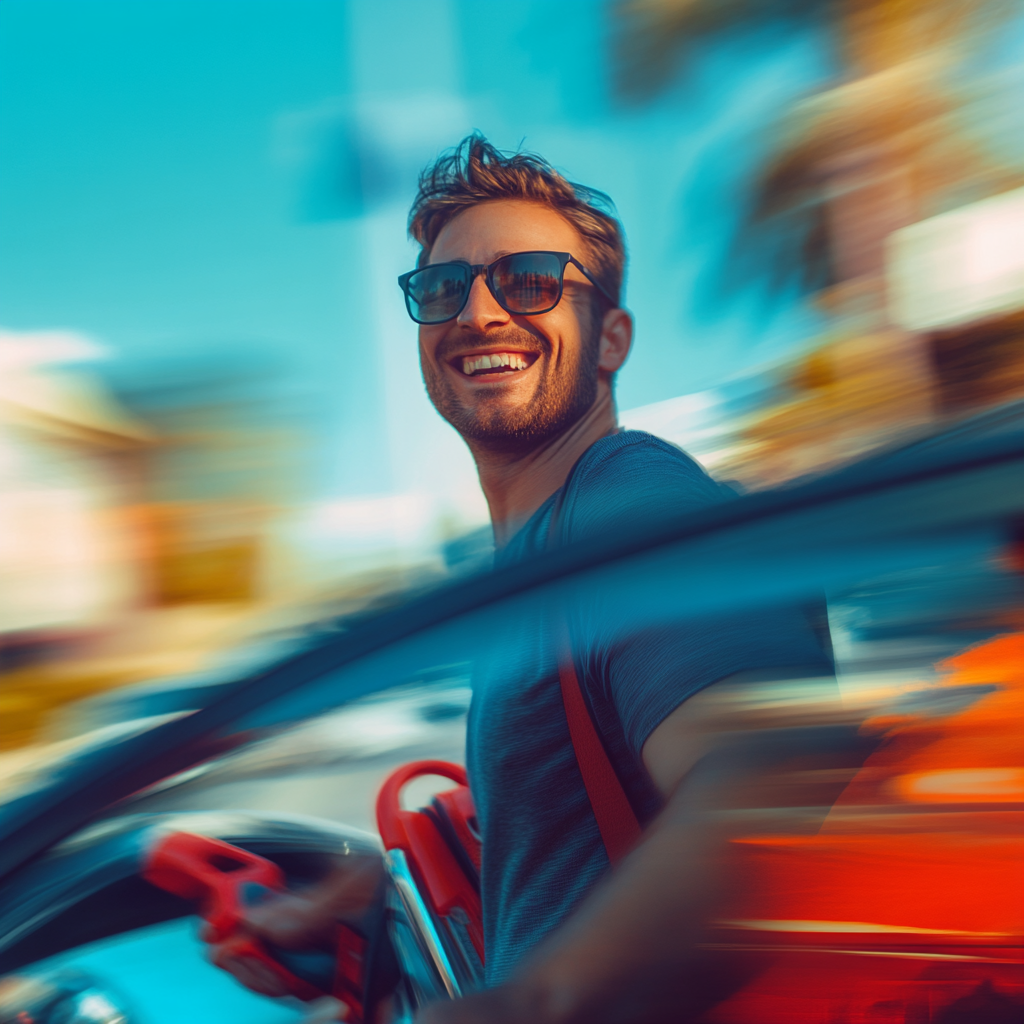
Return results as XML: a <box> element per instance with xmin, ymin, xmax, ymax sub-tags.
<box><xmin>414</xmin><ymin>986</ymin><xmax>538</xmax><ymax>1024</ymax></box>
<box><xmin>203</xmin><ymin>853</ymin><xmax>384</xmax><ymax>999</ymax></box>
<box><xmin>203</xmin><ymin>888</ymin><xmax>334</xmax><ymax>997</ymax></box>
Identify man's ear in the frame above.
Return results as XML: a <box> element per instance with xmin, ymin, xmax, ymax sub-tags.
<box><xmin>597</xmin><ymin>307</ymin><xmax>633</xmax><ymax>374</ymax></box>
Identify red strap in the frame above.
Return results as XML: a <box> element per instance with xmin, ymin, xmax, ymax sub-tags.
<box><xmin>333</xmin><ymin>923</ymin><xmax>367</xmax><ymax>1023</ymax></box>
<box><xmin>558</xmin><ymin>652</ymin><xmax>642</xmax><ymax>864</ymax></box>
<box><xmin>548</xmin><ymin>493</ymin><xmax>641</xmax><ymax>864</ymax></box>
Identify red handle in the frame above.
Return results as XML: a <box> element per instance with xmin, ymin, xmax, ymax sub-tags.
<box><xmin>376</xmin><ymin>760</ymin><xmax>483</xmax><ymax>957</ymax></box>
<box><xmin>376</xmin><ymin>760</ymin><xmax>468</xmax><ymax>851</ymax></box>
<box><xmin>144</xmin><ymin>832</ymin><xmax>285</xmax><ymax>942</ymax></box>
<box><xmin>143</xmin><ymin>832</ymin><xmax>326</xmax><ymax>1002</ymax></box>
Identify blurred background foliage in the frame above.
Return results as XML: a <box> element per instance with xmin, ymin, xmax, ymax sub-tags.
<box><xmin>617</xmin><ymin>0</ymin><xmax>1024</xmax><ymax>481</ymax></box>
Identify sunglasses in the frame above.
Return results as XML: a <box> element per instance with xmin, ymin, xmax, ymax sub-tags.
<box><xmin>398</xmin><ymin>250</ymin><xmax>614</xmax><ymax>325</ymax></box>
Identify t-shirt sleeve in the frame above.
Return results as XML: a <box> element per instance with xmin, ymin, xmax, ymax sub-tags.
<box><xmin>563</xmin><ymin>435</ymin><xmax>834</xmax><ymax>758</ymax></box>
<box><xmin>596</xmin><ymin>608</ymin><xmax>834</xmax><ymax>758</ymax></box>
<box><xmin>557</xmin><ymin>435</ymin><xmax>729</xmax><ymax>546</ymax></box>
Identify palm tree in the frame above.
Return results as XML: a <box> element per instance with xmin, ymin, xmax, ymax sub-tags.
<box><xmin>615</xmin><ymin>0</ymin><xmax>1024</xmax><ymax>483</ymax></box>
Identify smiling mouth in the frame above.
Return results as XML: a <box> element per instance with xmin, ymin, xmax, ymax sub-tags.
<box><xmin>455</xmin><ymin>352</ymin><xmax>538</xmax><ymax>377</ymax></box>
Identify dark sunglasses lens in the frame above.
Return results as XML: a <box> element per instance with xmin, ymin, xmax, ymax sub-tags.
<box><xmin>491</xmin><ymin>253</ymin><xmax>562</xmax><ymax>313</ymax></box>
<box><xmin>406</xmin><ymin>264</ymin><xmax>470</xmax><ymax>323</ymax></box>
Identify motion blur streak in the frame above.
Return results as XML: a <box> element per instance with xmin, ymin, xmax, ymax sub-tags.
<box><xmin>698</xmin><ymin>633</ymin><xmax>1024</xmax><ymax>1022</ymax></box>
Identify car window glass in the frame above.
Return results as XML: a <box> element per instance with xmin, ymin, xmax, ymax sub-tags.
<box><xmin>121</xmin><ymin>674</ymin><xmax>472</xmax><ymax>831</ymax></box>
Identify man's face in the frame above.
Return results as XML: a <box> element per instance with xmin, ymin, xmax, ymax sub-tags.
<box><xmin>418</xmin><ymin>200</ymin><xmax>603</xmax><ymax>453</ymax></box>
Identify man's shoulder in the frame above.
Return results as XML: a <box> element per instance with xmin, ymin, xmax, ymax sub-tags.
<box><xmin>576</xmin><ymin>429</ymin><xmax>708</xmax><ymax>473</ymax></box>
<box><xmin>571</xmin><ymin>429</ymin><xmax>728</xmax><ymax>500</ymax></box>
<box><xmin>558</xmin><ymin>430</ymin><xmax>730</xmax><ymax>544</ymax></box>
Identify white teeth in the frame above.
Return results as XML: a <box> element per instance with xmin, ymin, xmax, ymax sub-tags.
<box><xmin>460</xmin><ymin>353</ymin><xmax>531</xmax><ymax>375</ymax></box>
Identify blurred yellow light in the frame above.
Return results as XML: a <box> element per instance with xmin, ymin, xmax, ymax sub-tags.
<box><xmin>895</xmin><ymin>767</ymin><xmax>1024</xmax><ymax>802</ymax></box>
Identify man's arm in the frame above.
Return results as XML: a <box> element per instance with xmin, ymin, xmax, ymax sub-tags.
<box><xmin>418</xmin><ymin>671</ymin><xmax>844</xmax><ymax>1024</ymax></box>
<box><xmin>205</xmin><ymin>851</ymin><xmax>383</xmax><ymax>997</ymax></box>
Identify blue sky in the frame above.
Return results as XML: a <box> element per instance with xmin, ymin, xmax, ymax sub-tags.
<box><xmin>0</xmin><ymin>0</ymin><xmax>834</xmax><ymax>514</ymax></box>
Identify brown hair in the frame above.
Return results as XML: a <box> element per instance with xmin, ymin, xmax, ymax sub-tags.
<box><xmin>408</xmin><ymin>134</ymin><xmax>626</xmax><ymax>308</ymax></box>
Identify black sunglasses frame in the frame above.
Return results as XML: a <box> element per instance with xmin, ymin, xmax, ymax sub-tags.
<box><xmin>397</xmin><ymin>250</ymin><xmax>616</xmax><ymax>325</ymax></box>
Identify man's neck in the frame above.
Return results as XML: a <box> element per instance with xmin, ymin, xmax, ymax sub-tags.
<box><xmin>471</xmin><ymin>388</ymin><xmax>619</xmax><ymax>548</ymax></box>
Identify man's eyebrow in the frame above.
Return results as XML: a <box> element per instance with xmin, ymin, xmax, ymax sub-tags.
<box><xmin>428</xmin><ymin>248</ymin><xmax>516</xmax><ymax>267</ymax></box>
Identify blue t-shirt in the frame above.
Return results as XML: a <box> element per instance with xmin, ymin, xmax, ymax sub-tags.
<box><xmin>465</xmin><ymin>430</ymin><xmax>833</xmax><ymax>984</ymax></box>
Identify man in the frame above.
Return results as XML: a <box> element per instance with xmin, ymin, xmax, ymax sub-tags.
<box><xmin>214</xmin><ymin>135</ymin><xmax>834</xmax><ymax>1022</ymax></box>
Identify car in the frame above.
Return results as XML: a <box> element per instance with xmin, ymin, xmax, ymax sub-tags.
<box><xmin>2</xmin><ymin>400</ymin><xmax>1023</xmax><ymax>1024</ymax></box>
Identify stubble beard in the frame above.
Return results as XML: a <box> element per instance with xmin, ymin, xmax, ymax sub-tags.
<box><xmin>422</xmin><ymin>324</ymin><xmax>600</xmax><ymax>457</ymax></box>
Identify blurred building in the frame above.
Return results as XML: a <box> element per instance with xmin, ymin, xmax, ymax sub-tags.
<box><xmin>0</xmin><ymin>333</ymin><xmax>151</xmax><ymax>646</ymax></box>
<box><xmin>0</xmin><ymin>334</ymin><xmax>155</xmax><ymax>748</ymax></box>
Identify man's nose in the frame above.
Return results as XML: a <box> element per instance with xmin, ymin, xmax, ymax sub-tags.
<box><xmin>456</xmin><ymin>274</ymin><xmax>510</xmax><ymax>332</ymax></box>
